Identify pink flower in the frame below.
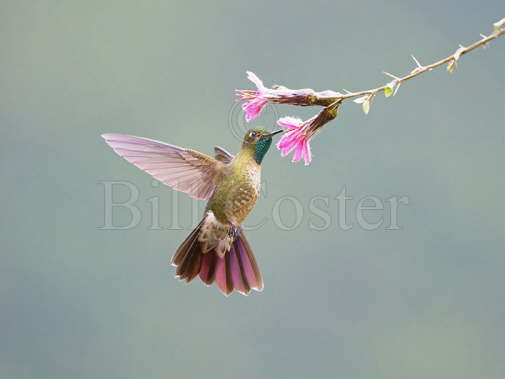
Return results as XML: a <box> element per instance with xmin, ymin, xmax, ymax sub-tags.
<box><xmin>235</xmin><ymin>72</ymin><xmax>268</xmax><ymax>122</ymax></box>
<box><xmin>275</xmin><ymin>100</ymin><xmax>340</xmax><ymax>166</ymax></box>
<box><xmin>276</xmin><ymin>116</ymin><xmax>314</xmax><ymax>166</ymax></box>
<box><xmin>236</xmin><ymin>71</ymin><xmax>317</xmax><ymax>122</ymax></box>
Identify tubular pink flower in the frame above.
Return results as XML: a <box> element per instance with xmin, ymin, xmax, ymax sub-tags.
<box><xmin>275</xmin><ymin>101</ymin><xmax>340</xmax><ymax>166</ymax></box>
<box><xmin>276</xmin><ymin>116</ymin><xmax>314</xmax><ymax>166</ymax></box>
<box><xmin>236</xmin><ymin>71</ymin><xmax>318</xmax><ymax>122</ymax></box>
<box><xmin>241</xmin><ymin>97</ymin><xmax>269</xmax><ymax>122</ymax></box>
<box><xmin>235</xmin><ymin>72</ymin><xmax>269</xmax><ymax>122</ymax></box>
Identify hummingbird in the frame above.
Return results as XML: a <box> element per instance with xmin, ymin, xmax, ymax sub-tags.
<box><xmin>101</xmin><ymin>127</ymin><xmax>283</xmax><ymax>296</ymax></box>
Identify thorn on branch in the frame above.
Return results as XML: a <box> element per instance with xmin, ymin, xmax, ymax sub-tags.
<box><xmin>410</xmin><ymin>55</ymin><xmax>424</xmax><ymax>74</ymax></box>
<box><xmin>480</xmin><ymin>34</ymin><xmax>490</xmax><ymax>48</ymax></box>
<box><xmin>383</xmin><ymin>71</ymin><xmax>401</xmax><ymax>80</ymax></box>
<box><xmin>410</xmin><ymin>55</ymin><xmax>422</xmax><ymax>67</ymax></box>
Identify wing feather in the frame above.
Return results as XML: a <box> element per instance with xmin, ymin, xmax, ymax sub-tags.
<box><xmin>214</xmin><ymin>146</ymin><xmax>234</xmax><ymax>163</ymax></box>
<box><xmin>102</xmin><ymin>133</ymin><xmax>222</xmax><ymax>200</ymax></box>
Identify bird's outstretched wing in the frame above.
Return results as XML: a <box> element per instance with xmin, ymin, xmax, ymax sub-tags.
<box><xmin>213</xmin><ymin>146</ymin><xmax>234</xmax><ymax>163</ymax></box>
<box><xmin>102</xmin><ymin>133</ymin><xmax>222</xmax><ymax>200</ymax></box>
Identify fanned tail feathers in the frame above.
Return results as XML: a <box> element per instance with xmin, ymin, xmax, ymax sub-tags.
<box><xmin>171</xmin><ymin>219</ymin><xmax>263</xmax><ymax>296</ymax></box>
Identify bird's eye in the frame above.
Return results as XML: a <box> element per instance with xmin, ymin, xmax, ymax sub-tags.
<box><xmin>250</xmin><ymin>131</ymin><xmax>257</xmax><ymax>138</ymax></box>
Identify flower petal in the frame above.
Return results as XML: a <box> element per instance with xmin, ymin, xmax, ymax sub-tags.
<box><xmin>291</xmin><ymin>141</ymin><xmax>305</xmax><ymax>162</ymax></box>
<box><xmin>242</xmin><ymin>98</ymin><xmax>268</xmax><ymax>122</ymax></box>
<box><xmin>302</xmin><ymin>140</ymin><xmax>312</xmax><ymax>165</ymax></box>
<box><xmin>246</xmin><ymin>71</ymin><xmax>265</xmax><ymax>91</ymax></box>
<box><xmin>276</xmin><ymin>116</ymin><xmax>303</xmax><ymax>130</ymax></box>
<box><xmin>277</xmin><ymin>133</ymin><xmax>300</xmax><ymax>154</ymax></box>
<box><xmin>275</xmin><ymin>115</ymin><xmax>316</xmax><ymax>165</ymax></box>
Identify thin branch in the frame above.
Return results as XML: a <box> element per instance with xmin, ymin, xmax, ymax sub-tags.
<box><xmin>237</xmin><ymin>17</ymin><xmax>505</xmax><ymax>164</ymax></box>
<box><xmin>335</xmin><ymin>19</ymin><xmax>505</xmax><ymax>101</ymax></box>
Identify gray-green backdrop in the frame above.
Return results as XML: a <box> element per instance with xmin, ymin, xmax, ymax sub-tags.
<box><xmin>1</xmin><ymin>1</ymin><xmax>504</xmax><ymax>378</ymax></box>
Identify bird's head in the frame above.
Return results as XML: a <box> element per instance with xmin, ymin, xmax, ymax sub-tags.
<box><xmin>242</xmin><ymin>127</ymin><xmax>283</xmax><ymax>164</ymax></box>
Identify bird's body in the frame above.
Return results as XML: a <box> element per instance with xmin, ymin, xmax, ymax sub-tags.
<box><xmin>102</xmin><ymin>127</ymin><xmax>281</xmax><ymax>296</ymax></box>
<box><xmin>208</xmin><ymin>148</ymin><xmax>261</xmax><ymax>225</ymax></box>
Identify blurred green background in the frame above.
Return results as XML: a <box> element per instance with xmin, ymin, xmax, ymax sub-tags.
<box><xmin>1</xmin><ymin>1</ymin><xmax>504</xmax><ymax>378</ymax></box>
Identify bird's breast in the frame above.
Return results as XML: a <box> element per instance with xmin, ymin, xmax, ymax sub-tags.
<box><xmin>226</xmin><ymin>166</ymin><xmax>261</xmax><ymax>225</ymax></box>
<box><xmin>208</xmin><ymin>162</ymin><xmax>261</xmax><ymax>226</ymax></box>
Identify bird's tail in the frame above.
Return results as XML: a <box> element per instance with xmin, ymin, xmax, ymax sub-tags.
<box><xmin>170</xmin><ymin>217</ymin><xmax>263</xmax><ymax>296</ymax></box>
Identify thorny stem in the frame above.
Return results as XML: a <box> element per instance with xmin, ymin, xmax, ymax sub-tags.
<box><xmin>259</xmin><ymin>17</ymin><xmax>504</xmax><ymax>165</ymax></box>
<box><xmin>305</xmin><ymin>17</ymin><xmax>505</xmax><ymax>116</ymax></box>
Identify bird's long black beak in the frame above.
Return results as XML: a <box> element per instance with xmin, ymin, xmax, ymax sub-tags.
<box><xmin>267</xmin><ymin>130</ymin><xmax>283</xmax><ymax>137</ymax></box>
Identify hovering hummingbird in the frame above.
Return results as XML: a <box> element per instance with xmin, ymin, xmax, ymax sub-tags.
<box><xmin>102</xmin><ymin>128</ymin><xmax>283</xmax><ymax>296</ymax></box>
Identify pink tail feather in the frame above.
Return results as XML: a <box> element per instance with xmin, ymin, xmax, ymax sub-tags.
<box><xmin>171</xmin><ymin>222</ymin><xmax>263</xmax><ymax>296</ymax></box>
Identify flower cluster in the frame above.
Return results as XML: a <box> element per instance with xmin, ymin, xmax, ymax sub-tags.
<box><xmin>236</xmin><ymin>71</ymin><xmax>341</xmax><ymax>165</ymax></box>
